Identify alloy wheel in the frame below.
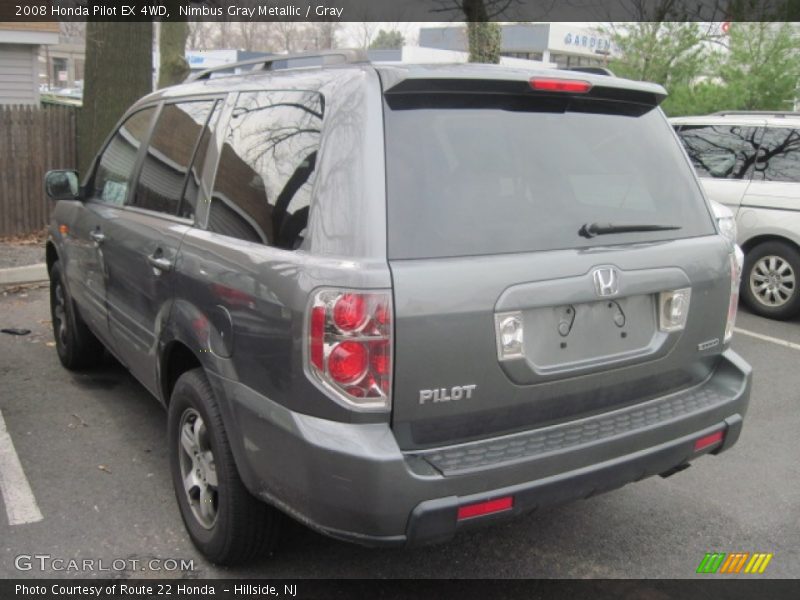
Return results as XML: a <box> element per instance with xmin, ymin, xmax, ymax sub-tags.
<box><xmin>749</xmin><ymin>255</ymin><xmax>796</xmax><ymax>308</ymax></box>
<box><xmin>178</xmin><ymin>408</ymin><xmax>219</xmax><ymax>529</ymax></box>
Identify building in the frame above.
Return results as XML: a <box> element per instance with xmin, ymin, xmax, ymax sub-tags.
<box><xmin>0</xmin><ymin>22</ymin><xmax>59</xmax><ymax>104</ymax></box>
<box><xmin>419</xmin><ymin>23</ymin><xmax>615</xmax><ymax>69</ymax></box>
<box><xmin>40</xmin><ymin>34</ymin><xmax>85</xmax><ymax>90</ymax></box>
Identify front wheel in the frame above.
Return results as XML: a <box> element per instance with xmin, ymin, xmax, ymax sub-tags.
<box><xmin>168</xmin><ymin>368</ymin><xmax>281</xmax><ymax>565</ymax></box>
<box><xmin>741</xmin><ymin>241</ymin><xmax>800</xmax><ymax>320</ymax></box>
<box><xmin>49</xmin><ymin>260</ymin><xmax>104</xmax><ymax>370</ymax></box>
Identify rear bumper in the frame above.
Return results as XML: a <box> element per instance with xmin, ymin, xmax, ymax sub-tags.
<box><xmin>210</xmin><ymin>350</ymin><xmax>751</xmax><ymax>547</ymax></box>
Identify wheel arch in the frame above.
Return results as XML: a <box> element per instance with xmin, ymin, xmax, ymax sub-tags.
<box><xmin>741</xmin><ymin>234</ymin><xmax>800</xmax><ymax>256</ymax></box>
<box><xmin>158</xmin><ymin>297</ymin><xmax>233</xmax><ymax>405</ymax></box>
<box><xmin>160</xmin><ymin>339</ymin><xmax>203</xmax><ymax>406</ymax></box>
<box><xmin>45</xmin><ymin>240</ymin><xmax>59</xmax><ymax>274</ymax></box>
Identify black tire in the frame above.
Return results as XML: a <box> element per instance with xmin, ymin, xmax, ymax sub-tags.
<box><xmin>740</xmin><ymin>241</ymin><xmax>800</xmax><ymax>320</ymax></box>
<box><xmin>49</xmin><ymin>260</ymin><xmax>104</xmax><ymax>370</ymax></box>
<box><xmin>168</xmin><ymin>368</ymin><xmax>281</xmax><ymax>565</ymax></box>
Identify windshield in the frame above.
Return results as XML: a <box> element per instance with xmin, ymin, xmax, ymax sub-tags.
<box><xmin>384</xmin><ymin>93</ymin><xmax>715</xmax><ymax>259</ymax></box>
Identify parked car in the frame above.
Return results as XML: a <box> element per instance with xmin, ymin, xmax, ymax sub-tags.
<box><xmin>44</xmin><ymin>51</ymin><xmax>751</xmax><ymax>565</ymax></box>
<box><xmin>672</xmin><ymin>112</ymin><xmax>800</xmax><ymax>319</ymax></box>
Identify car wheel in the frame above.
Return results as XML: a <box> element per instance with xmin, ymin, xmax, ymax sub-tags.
<box><xmin>741</xmin><ymin>241</ymin><xmax>800</xmax><ymax>320</ymax></box>
<box><xmin>49</xmin><ymin>260</ymin><xmax>104</xmax><ymax>370</ymax></box>
<box><xmin>168</xmin><ymin>368</ymin><xmax>281</xmax><ymax>565</ymax></box>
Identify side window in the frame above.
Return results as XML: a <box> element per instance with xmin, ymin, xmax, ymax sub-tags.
<box><xmin>752</xmin><ymin>127</ymin><xmax>800</xmax><ymax>183</ymax></box>
<box><xmin>91</xmin><ymin>107</ymin><xmax>157</xmax><ymax>205</ymax></box>
<box><xmin>208</xmin><ymin>90</ymin><xmax>324</xmax><ymax>249</ymax></box>
<box><xmin>676</xmin><ymin>125</ymin><xmax>760</xmax><ymax>180</ymax></box>
<box><xmin>181</xmin><ymin>102</ymin><xmax>222</xmax><ymax>220</ymax></box>
<box><xmin>133</xmin><ymin>101</ymin><xmax>216</xmax><ymax>216</ymax></box>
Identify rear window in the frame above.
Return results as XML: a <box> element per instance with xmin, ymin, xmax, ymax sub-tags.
<box><xmin>385</xmin><ymin>94</ymin><xmax>715</xmax><ymax>259</ymax></box>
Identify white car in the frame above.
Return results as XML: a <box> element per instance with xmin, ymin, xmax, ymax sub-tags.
<box><xmin>672</xmin><ymin>112</ymin><xmax>800</xmax><ymax>320</ymax></box>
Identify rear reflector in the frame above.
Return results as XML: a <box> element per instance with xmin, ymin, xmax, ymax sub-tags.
<box><xmin>530</xmin><ymin>77</ymin><xmax>592</xmax><ymax>93</ymax></box>
<box><xmin>457</xmin><ymin>496</ymin><xmax>514</xmax><ymax>521</ymax></box>
<box><xmin>694</xmin><ymin>430</ymin><xmax>724</xmax><ymax>452</ymax></box>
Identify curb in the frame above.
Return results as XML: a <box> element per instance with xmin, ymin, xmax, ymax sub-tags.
<box><xmin>0</xmin><ymin>263</ymin><xmax>48</xmax><ymax>286</ymax></box>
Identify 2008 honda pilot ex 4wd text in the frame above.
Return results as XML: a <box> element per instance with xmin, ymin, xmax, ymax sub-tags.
<box><xmin>43</xmin><ymin>51</ymin><xmax>752</xmax><ymax>565</ymax></box>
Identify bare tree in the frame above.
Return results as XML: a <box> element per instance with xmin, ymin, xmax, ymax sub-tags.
<box><xmin>304</xmin><ymin>22</ymin><xmax>340</xmax><ymax>50</ymax></box>
<box><xmin>187</xmin><ymin>22</ymin><xmax>211</xmax><ymax>50</ymax></box>
<box><xmin>429</xmin><ymin>0</ymin><xmax>532</xmax><ymax>62</ymax></box>
<box><xmin>59</xmin><ymin>22</ymin><xmax>86</xmax><ymax>43</ymax></box>
<box><xmin>356</xmin><ymin>22</ymin><xmax>381</xmax><ymax>49</ymax></box>
<box><xmin>274</xmin><ymin>22</ymin><xmax>299</xmax><ymax>53</ymax></box>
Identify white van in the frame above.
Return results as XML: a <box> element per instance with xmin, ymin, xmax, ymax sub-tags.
<box><xmin>672</xmin><ymin>112</ymin><xmax>800</xmax><ymax>319</ymax></box>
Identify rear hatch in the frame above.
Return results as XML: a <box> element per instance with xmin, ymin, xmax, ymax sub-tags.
<box><xmin>381</xmin><ymin>72</ymin><xmax>731</xmax><ymax>450</ymax></box>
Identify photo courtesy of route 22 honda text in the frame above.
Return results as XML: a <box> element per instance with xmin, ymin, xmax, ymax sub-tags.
<box><xmin>43</xmin><ymin>50</ymin><xmax>752</xmax><ymax>565</ymax></box>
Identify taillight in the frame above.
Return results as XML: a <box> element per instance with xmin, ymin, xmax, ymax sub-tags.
<box><xmin>307</xmin><ymin>289</ymin><xmax>392</xmax><ymax>410</ymax></box>
<box><xmin>333</xmin><ymin>293</ymin><xmax>368</xmax><ymax>332</ymax></box>
<box><xmin>725</xmin><ymin>249</ymin><xmax>743</xmax><ymax>343</ymax></box>
<box><xmin>310</xmin><ymin>306</ymin><xmax>326</xmax><ymax>370</ymax></box>
<box><xmin>529</xmin><ymin>77</ymin><xmax>592</xmax><ymax>93</ymax></box>
<box><xmin>328</xmin><ymin>341</ymin><xmax>368</xmax><ymax>384</ymax></box>
<box><xmin>658</xmin><ymin>288</ymin><xmax>692</xmax><ymax>332</ymax></box>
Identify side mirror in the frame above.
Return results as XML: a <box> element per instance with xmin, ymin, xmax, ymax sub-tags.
<box><xmin>45</xmin><ymin>170</ymin><xmax>80</xmax><ymax>201</ymax></box>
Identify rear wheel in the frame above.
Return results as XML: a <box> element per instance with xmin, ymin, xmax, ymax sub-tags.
<box><xmin>49</xmin><ymin>261</ymin><xmax>104</xmax><ymax>370</ymax></box>
<box><xmin>741</xmin><ymin>241</ymin><xmax>800</xmax><ymax>320</ymax></box>
<box><xmin>168</xmin><ymin>368</ymin><xmax>281</xmax><ymax>565</ymax></box>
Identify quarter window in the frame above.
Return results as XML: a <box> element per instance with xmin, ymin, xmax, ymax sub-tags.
<box><xmin>91</xmin><ymin>107</ymin><xmax>157</xmax><ymax>206</ymax></box>
<box><xmin>134</xmin><ymin>101</ymin><xmax>217</xmax><ymax>216</ymax></box>
<box><xmin>752</xmin><ymin>127</ymin><xmax>800</xmax><ymax>183</ymax></box>
<box><xmin>675</xmin><ymin>125</ymin><xmax>761</xmax><ymax>180</ymax></box>
<box><xmin>208</xmin><ymin>90</ymin><xmax>324</xmax><ymax>249</ymax></box>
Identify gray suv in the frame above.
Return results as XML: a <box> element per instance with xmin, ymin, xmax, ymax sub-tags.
<box><xmin>44</xmin><ymin>52</ymin><xmax>752</xmax><ymax>565</ymax></box>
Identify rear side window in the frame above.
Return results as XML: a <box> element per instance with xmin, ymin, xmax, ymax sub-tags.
<box><xmin>752</xmin><ymin>127</ymin><xmax>800</xmax><ymax>183</ymax></box>
<box><xmin>675</xmin><ymin>124</ymin><xmax>761</xmax><ymax>179</ymax></box>
<box><xmin>208</xmin><ymin>90</ymin><xmax>323</xmax><ymax>249</ymax></box>
<box><xmin>91</xmin><ymin>107</ymin><xmax>157</xmax><ymax>206</ymax></box>
<box><xmin>385</xmin><ymin>94</ymin><xmax>715</xmax><ymax>260</ymax></box>
<box><xmin>133</xmin><ymin>100</ymin><xmax>217</xmax><ymax>216</ymax></box>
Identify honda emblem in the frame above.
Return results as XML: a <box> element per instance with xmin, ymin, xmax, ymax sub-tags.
<box><xmin>592</xmin><ymin>267</ymin><xmax>620</xmax><ymax>297</ymax></box>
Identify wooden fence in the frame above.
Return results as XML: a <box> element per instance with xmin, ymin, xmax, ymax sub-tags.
<box><xmin>0</xmin><ymin>104</ymin><xmax>77</xmax><ymax>237</ymax></box>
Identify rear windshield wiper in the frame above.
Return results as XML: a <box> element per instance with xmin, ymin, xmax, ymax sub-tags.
<box><xmin>578</xmin><ymin>222</ymin><xmax>682</xmax><ymax>239</ymax></box>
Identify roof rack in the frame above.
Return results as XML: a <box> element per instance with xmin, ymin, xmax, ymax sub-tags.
<box><xmin>711</xmin><ymin>110</ymin><xmax>800</xmax><ymax>118</ymax></box>
<box><xmin>567</xmin><ymin>66</ymin><xmax>615</xmax><ymax>77</ymax></box>
<box><xmin>187</xmin><ymin>49</ymin><xmax>369</xmax><ymax>82</ymax></box>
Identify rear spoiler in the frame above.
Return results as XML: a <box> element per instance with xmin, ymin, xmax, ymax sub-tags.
<box><xmin>382</xmin><ymin>76</ymin><xmax>667</xmax><ymax>109</ymax></box>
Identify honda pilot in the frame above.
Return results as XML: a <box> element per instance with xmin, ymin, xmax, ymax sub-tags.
<box><xmin>44</xmin><ymin>51</ymin><xmax>752</xmax><ymax>565</ymax></box>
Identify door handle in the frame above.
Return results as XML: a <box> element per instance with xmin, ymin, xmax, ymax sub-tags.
<box><xmin>147</xmin><ymin>254</ymin><xmax>173</xmax><ymax>272</ymax></box>
<box><xmin>89</xmin><ymin>230</ymin><xmax>105</xmax><ymax>243</ymax></box>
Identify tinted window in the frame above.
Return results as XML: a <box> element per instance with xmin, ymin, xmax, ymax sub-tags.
<box><xmin>675</xmin><ymin>124</ymin><xmax>761</xmax><ymax>179</ymax></box>
<box><xmin>181</xmin><ymin>102</ymin><xmax>222</xmax><ymax>220</ymax></box>
<box><xmin>752</xmin><ymin>127</ymin><xmax>800</xmax><ymax>183</ymax></box>
<box><xmin>385</xmin><ymin>95</ymin><xmax>715</xmax><ymax>260</ymax></box>
<box><xmin>91</xmin><ymin>107</ymin><xmax>157</xmax><ymax>205</ymax></box>
<box><xmin>208</xmin><ymin>90</ymin><xmax>323</xmax><ymax>249</ymax></box>
<box><xmin>134</xmin><ymin>101</ymin><xmax>216</xmax><ymax>216</ymax></box>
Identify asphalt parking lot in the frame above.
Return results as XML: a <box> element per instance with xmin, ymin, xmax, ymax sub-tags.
<box><xmin>0</xmin><ymin>285</ymin><xmax>798</xmax><ymax>579</ymax></box>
